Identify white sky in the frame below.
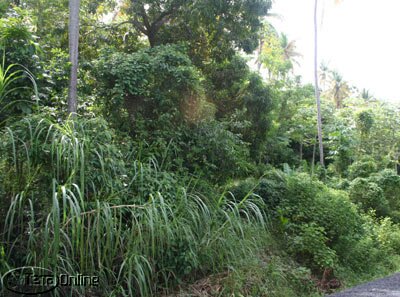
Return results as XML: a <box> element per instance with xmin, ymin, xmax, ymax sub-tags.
<box><xmin>269</xmin><ymin>0</ymin><xmax>400</xmax><ymax>102</ymax></box>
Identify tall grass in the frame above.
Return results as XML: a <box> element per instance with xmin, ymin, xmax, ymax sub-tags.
<box><xmin>0</xmin><ymin>50</ymin><xmax>39</xmax><ymax>119</ymax></box>
<box><xmin>0</xmin><ymin>115</ymin><xmax>269</xmax><ymax>296</ymax></box>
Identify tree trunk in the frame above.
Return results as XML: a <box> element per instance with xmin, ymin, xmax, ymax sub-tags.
<box><xmin>312</xmin><ymin>138</ymin><xmax>316</xmax><ymax>175</ymax></box>
<box><xmin>300</xmin><ymin>142</ymin><xmax>303</xmax><ymax>162</ymax></box>
<box><xmin>257</xmin><ymin>40</ymin><xmax>264</xmax><ymax>72</ymax></box>
<box><xmin>314</xmin><ymin>0</ymin><xmax>325</xmax><ymax>166</ymax></box>
<box><xmin>68</xmin><ymin>0</ymin><xmax>80</xmax><ymax>116</ymax></box>
<box><xmin>148</xmin><ymin>33</ymin><xmax>156</xmax><ymax>47</ymax></box>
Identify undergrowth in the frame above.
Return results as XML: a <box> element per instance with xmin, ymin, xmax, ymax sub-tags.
<box><xmin>0</xmin><ymin>114</ymin><xmax>269</xmax><ymax>296</ymax></box>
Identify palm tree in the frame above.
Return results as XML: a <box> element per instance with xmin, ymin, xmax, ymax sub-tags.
<box><xmin>360</xmin><ymin>88</ymin><xmax>374</xmax><ymax>101</ymax></box>
<box><xmin>68</xmin><ymin>0</ymin><xmax>80</xmax><ymax>116</ymax></box>
<box><xmin>329</xmin><ymin>70</ymin><xmax>350</xmax><ymax>108</ymax></box>
<box><xmin>280</xmin><ymin>33</ymin><xmax>302</xmax><ymax>68</ymax></box>
<box><xmin>318</xmin><ymin>62</ymin><xmax>330</xmax><ymax>92</ymax></box>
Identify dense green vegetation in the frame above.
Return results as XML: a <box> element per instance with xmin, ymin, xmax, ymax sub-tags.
<box><xmin>1</xmin><ymin>1</ymin><xmax>400</xmax><ymax>296</ymax></box>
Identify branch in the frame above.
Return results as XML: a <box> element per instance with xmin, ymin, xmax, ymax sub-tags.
<box><xmin>132</xmin><ymin>0</ymin><xmax>151</xmax><ymax>32</ymax></box>
<box><xmin>150</xmin><ymin>3</ymin><xmax>181</xmax><ymax>34</ymax></box>
<box><xmin>132</xmin><ymin>17</ymin><xmax>148</xmax><ymax>34</ymax></box>
<box><xmin>139</xmin><ymin>3</ymin><xmax>151</xmax><ymax>29</ymax></box>
<box><xmin>129</xmin><ymin>0</ymin><xmax>182</xmax><ymax>40</ymax></box>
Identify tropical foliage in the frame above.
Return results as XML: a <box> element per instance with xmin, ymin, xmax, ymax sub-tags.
<box><xmin>1</xmin><ymin>1</ymin><xmax>400</xmax><ymax>297</ymax></box>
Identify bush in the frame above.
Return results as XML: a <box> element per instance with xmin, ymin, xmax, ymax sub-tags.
<box><xmin>227</xmin><ymin>169</ymin><xmax>287</xmax><ymax>214</ymax></box>
<box><xmin>230</xmin><ymin>171</ymin><xmax>364</xmax><ymax>273</ymax></box>
<box><xmin>132</xmin><ymin>118</ymin><xmax>253</xmax><ymax>183</ymax></box>
<box><xmin>343</xmin><ymin>235</ymin><xmax>385</xmax><ymax>273</ymax></box>
<box><xmin>0</xmin><ymin>8</ymin><xmax>43</xmax><ymax>117</ymax></box>
<box><xmin>356</xmin><ymin>109</ymin><xmax>374</xmax><ymax>135</ymax></box>
<box><xmin>341</xmin><ymin>214</ymin><xmax>400</xmax><ymax>274</ymax></box>
<box><xmin>256</xmin><ymin>175</ymin><xmax>287</xmax><ymax>212</ymax></box>
<box><xmin>349</xmin><ymin>178</ymin><xmax>389</xmax><ymax>217</ymax></box>
<box><xmin>375</xmin><ymin>217</ymin><xmax>400</xmax><ymax>254</ymax></box>
<box><xmin>179</xmin><ymin>120</ymin><xmax>253</xmax><ymax>182</ymax></box>
<box><xmin>94</xmin><ymin>44</ymin><xmax>207</xmax><ymax>131</ymax></box>
<box><xmin>227</xmin><ymin>178</ymin><xmax>257</xmax><ymax>201</ymax></box>
<box><xmin>280</xmin><ymin>174</ymin><xmax>363</xmax><ymax>268</ymax></box>
<box><xmin>371</xmin><ymin>169</ymin><xmax>400</xmax><ymax>221</ymax></box>
<box><xmin>288</xmin><ymin>223</ymin><xmax>337</xmax><ymax>270</ymax></box>
<box><xmin>347</xmin><ymin>157</ymin><xmax>378</xmax><ymax>180</ymax></box>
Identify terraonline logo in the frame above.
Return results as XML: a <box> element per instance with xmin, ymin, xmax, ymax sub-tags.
<box><xmin>1</xmin><ymin>266</ymin><xmax>99</xmax><ymax>295</ymax></box>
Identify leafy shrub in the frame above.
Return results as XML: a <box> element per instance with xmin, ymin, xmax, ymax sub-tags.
<box><xmin>226</xmin><ymin>168</ymin><xmax>287</xmax><ymax>213</ymax></box>
<box><xmin>231</xmin><ymin>170</ymin><xmax>364</xmax><ymax>272</ymax></box>
<box><xmin>181</xmin><ymin>120</ymin><xmax>252</xmax><ymax>182</ymax></box>
<box><xmin>242</xmin><ymin>73</ymin><xmax>273</xmax><ymax>159</ymax></box>
<box><xmin>0</xmin><ymin>8</ymin><xmax>39</xmax><ymax>67</ymax></box>
<box><xmin>227</xmin><ymin>178</ymin><xmax>257</xmax><ymax>201</ymax></box>
<box><xmin>371</xmin><ymin>169</ymin><xmax>400</xmax><ymax>221</ymax></box>
<box><xmin>205</xmin><ymin>55</ymin><xmax>250</xmax><ymax>118</ymax></box>
<box><xmin>0</xmin><ymin>8</ymin><xmax>43</xmax><ymax>116</ymax></box>
<box><xmin>347</xmin><ymin>157</ymin><xmax>378</xmax><ymax>180</ymax></box>
<box><xmin>343</xmin><ymin>235</ymin><xmax>385</xmax><ymax>273</ymax></box>
<box><xmin>375</xmin><ymin>217</ymin><xmax>400</xmax><ymax>254</ymax></box>
<box><xmin>341</xmin><ymin>214</ymin><xmax>399</xmax><ymax>274</ymax></box>
<box><xmin>356</xmin><ymin>109</ymin><xmax>374</xmax><ymax>135</ymax></box>
<box><xmin>205</xmin><ymin>57</ymin><xmax>273</xmax><ymax>160</ymax></box>
<box><xmin>316</xmin><ymin>188</ymin><xmax>363</xmax><ymax>255</ymax></box>
<box><xmin>128</xmin><ymin>159</ymin><xmax>181</xmax><ymax>203</ymax></box>
<box><xmin>280</xmin><ymin>173</ymin><xmax>363</xmax><ymax>268</ymax></box>
<box><xmin>132</xmin><ymin>118</ymin><xmax>252</xmax><ymax>183</ymax></box>
<box><xmin>94</xmin><ymin>44</ymin><xmax>207</xmax><ymax>131</ymax></box>
<box><xmin>255</xmin><ymin>177</ymin><xmax>286</xmax><ymax>211</ymax></box>
<box><xmin>288</xmin><ymin>223</ymin><xmax>337</xmax><ymax>270</ymax></box>
<box><xmin>349</xmin><ymin>178</ymin><xmax>389</xmax><ymax>217</ymax></box>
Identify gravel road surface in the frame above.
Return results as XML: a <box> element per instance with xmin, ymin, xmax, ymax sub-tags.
<box><xmin>327</xmin><ymin>273</ymin><xmax>400</xmax><ymax>297</ymax></box>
